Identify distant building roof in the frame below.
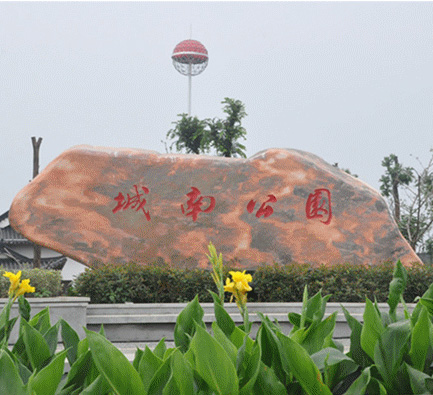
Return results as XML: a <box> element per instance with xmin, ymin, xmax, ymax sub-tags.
<box><xmin>0</xmin><ymin>242</ymin><xmax>66</xmax><ymax>270</ymax></box>
<box><xmin>0</xmin><ymin>225</ymin><xmax>32</xmax><ymax>245</ymax></box>
<box><xmin>0</xmin><ymin>211</ymin><xmax>66</xmax><ymax>270</ymax></box>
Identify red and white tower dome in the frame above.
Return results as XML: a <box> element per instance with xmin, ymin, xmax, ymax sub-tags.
<box><xmin>172</xmin><ymin>39</ymin><xmax>209</xmax><ymax>114</ymax></box>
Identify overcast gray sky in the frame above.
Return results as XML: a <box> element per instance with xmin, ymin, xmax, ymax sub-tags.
<box><xmin>1</xmin><ymin>1</ymin><xmax>432</xmax><ymax>213</ymax></box>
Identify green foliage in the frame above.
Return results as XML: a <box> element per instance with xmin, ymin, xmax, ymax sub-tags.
<box><xmin>72</xmin><ymin>262</ymin><xmax>230</xmax><ymax>304</ymax></box>
<box><xmin>72</xmin><ymin>260</ymin><xmax>433</xmax><ymax>304</ymax></box>
<box><xmin>165</xmin><ymin>97</ymin><xmax>247</xmax><ymax>158</ymax></box>
<box><xmin>166</xmin><ymin>114</ymin><xmax>208</xmax><ymax>154</ymax></box>
<box><xmin>5</xmin><ymin>248</ymin><xmax>433</xmax><ymax>393</ymax></box>
<box><xmin>379</xmin><ymin>150</ymin><xmax>433</xmax><ymax>251</ymax></box>
<box><xmin>0</xmin><ymin>269</ymin><xmax>62</xmax><ymax>298</ymax></box>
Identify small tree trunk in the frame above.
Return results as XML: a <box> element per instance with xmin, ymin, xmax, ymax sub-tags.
<box><xmin>32</xmin><ymin>137</ymin><xmax>42</xmax><ymax>269</ymax></box>
<box><xmin>392</xmin><ymin>181</ymin><xmax>400</xmax><ymax>223</ymax></box>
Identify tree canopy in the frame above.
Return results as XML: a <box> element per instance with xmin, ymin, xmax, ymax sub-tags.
<box><xmin>165</xmin><ymin>98</ymin><xmax>247</xmax><ymax>158</ymax></box>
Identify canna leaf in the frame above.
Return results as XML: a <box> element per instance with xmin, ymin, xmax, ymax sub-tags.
<box><xmin>146</xmin><ymin>355</ymin><xmax>172</xmax><ymax>395</ymax></box>
<box><xmin>152</xmin><ymin>337</ymin><xmax>167</xmax><ymax>360</ymax></box>
<box><xmin>0</xmin><ymin>349</ymin><xmax>25</xmax><ymax>395</ymax></box>
<box><xmin>360</xmin><ymin>298</ymin><xmax>385</xmax><ymax>360</ymax></box>
<box><xmin>168</xmin><ymin>349</ymin><xmax>194</xmax><ymax>395</ymax></box>
<box><xmin>409</xmin><ymin>304</ymin><xmax>431</xmax><ymax>371</ymax></box>
<box><xmin>344</xmin><ymin>366</ymin><xmax>371</xmax><ymax>395</ymax></box>
<box><xmin>252</xmin><ymin>362</ymin><xmax>286</xmax><ymax>395</ymax></box>
<box><xmin>210</xmin><ymin>290</ymin><xmax>236</xmax><ymax>337</ymax></box>
<box><xmin>387</xmin><ymin>260</ymin><xmax>407</xmax><ymax>321</ymax></box>
<box><xmin>374</xmin><ymin>320</ymin><xmax>411</xmax><ymax>393</ymax></box>
<box><xmin>276</xmin><ymin>331</ymin><xmax>332</xmax><ymax>395</ymax></box>
<box><xmin>189</xmin><ymin>323</ymin><xmax>238</xmax><ymax>395</ymax></box>
<box><xmin>60</xmin><ymin>318</ymin><xmax>80</xmax><ymax>365</ymax></box>
<box><xmin>341</xmin><ymin>305</ymin><xmax>372</xmax><ymax>368</ymax></box>
<box><xmin>174</xmin><ymin>295</ymin><xmax>205</xmax><ymax>353</ymax></box>
<box><xmin>21</xmin><ymin>318</ymin><xmax>51</xmax><ymax>371</ymax></box>
<box><xmin>85</xmin><ymin>328</ymin><xmax>147</xmax><ymax>395</ymax></box>
<box><xmin>138</xmin><ymin>346</ymin><xmax>163</xmax><ymax>391</ymax></box>
<box><xmin>405</xmin><ymin>362</ymin><xmax>432</xmax><ymax>395</ymax></box>
<box><xmin>27</xmin><ymin>350</ymin><xmax>67</xmax><ymax>395</ymax></box>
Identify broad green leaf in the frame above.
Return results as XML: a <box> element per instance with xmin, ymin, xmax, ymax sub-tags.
<box><xmin>0</xmin><ymin>316</ymin><xmax>18</xmax><ymax>347</ymax></box>
<box><xmin>230</xmin><ymin>326</ymin><xmax>250</xmax><ymax>349</ymax></box>
<box><xmin>341</xmin><ymin>305</ymin><xmax>372</xmax><ymax>368</ymax></box>
<box><xmin>174</xmin><ymin>295</ymin><xmax>204</xmax><ymax>352</ymax></box>
<box><xmin>311</xmin><ymin>347</ymin><xmax>356</xmax><ymax>371</ymax></box>
<box><xmin>374</xmin><ymin>320</ymin><xmax>411</xmax><ymax>393</ymax></box>
<box><xmin>405</xmin><ymin>362</ymin><xmax>432</xmax><ymax>395</ymax></box>
<box><xmin>300</xmin><ymin>285</ymin><xmax>309</xmax><ymax>329</ymax></box>
<box><xmin>98</xmin><ymin>323</ymin><xmax>105</xmax><ymax>337</ymax></box>
<box><xmin>80</xmin><ymin>374</ymin><xmax>111</xmax><ymax>395</ymax></box>
<box><xmin>133</xmin><ymin>347</ymin><xmax>144</xmax><ymax>371</ymax></box>
<box><xmin>2</xmin><ymin>347</ymin><xmax>32</xmax><ymax>385</ymax></box>
<box><xmin>168</xmin><ymin>349</ymin><xmax>195</xmax><ymax>395</ymax></box>
<box><xmin>387</xmin><ymin>260</ymin><xmax>407</xmax><ymax>321</ymax></box>
<box><xmin>252</xmin><ymin>362</ymin><xmax>286</xmax><ymax>395</ymax></box>
<box><xmin>161</xmin><ymin>374</ymin><xmax>178</xmax><ymax>395</ymax></box>
<box><xmin>29</xmin><ymin>307</ymin><xmax>51</xmax><ymax>334</ymax></box>
<box><xmin>77</xmin><ymin>337</ymin><xmax>89</xmax><ymax>358</ymax></box>
<box><xmin>138</xmin><ymin>346</ymin><xmax>163</xmax><ymax>391</ymax></box>
<box><xmin>212</xmin><ymin>321</ymin><xmax>237</xmax><ymax>366</ymax></box>
<box><xmin>276</xmin><ymin>332</ymin><xmax>332</xmax><ymax>395</ymax></box>
<box><xmin>412</xmin><ymin>282</ymin><xmax>433</xmax><ymax>325</ymax></box>
<box><xmin>210</xmin><ymin>291</ymin><xmax>235</xmax><ymax>337</ymax></box>
<box><xmin>152</xmin><ymin>337</ymin><xmax>167</xmax><ymax>360</ymax></box>
<box><xmin>59</xmin><ymin>350</ymin><xmax>93</xmax><ymax>395</ymax></box>
<box><xmin>368</xmin><ymin>377</ymin><xmax>388</xmax><ymax>395</ymax></box>
<box><xmin>361</xmin><ymin>298</ymin><xmax>385</xmax><ymax>360</ymax></box>
<box><xmin>345</xmin><ymin>366</ymin><xmax>371</xmax><ymax>395</ymax></box>
<box><xmin>43</xmin><ymin>321</ymin><xmax>60</xmax><ymax>356</ymax></box>
<box><xmin>0</xmin><ymin>298</ymin><xmax>13</xmax><ymax>329</ymax></box>
<box><xmin>60</xmin><ymin>318</ymin><xmax>80</xmax><ymax>365</ymax></box>
<box><xmin>85</xmin><ymin>328</ymin><xmax>147</xmax><ymax>395</ymax></box>
<box><xmin>22</xmin><ymin>319</ymin><xmax>51</xmax><ymax>371</ymax></box>
<box><xmin>239</xmin><ymin>342</ymin><xmax>262</xmax><ymax>395</ymax></box>
<box><xmin>0</xmin><ymin>349</ymin><xmax>25</xmax><ymax>395</ymax></box>
<box><xmin>27</xmin><ymin>350</ymin><xmax>67</xmax><ymax>395</ymax></box>
<box><xmin>256</xmin><ymin>317</ymin><xmax>287</xmax><ymax>384</ymax></box>
<box><xmin>190</xmin><ymin>324</ymin><xmax>238</xmax><ymax>395</ymax></box>
<box><xmin>301</xmin><ymin>311</ymin><xmax>337</xmax><ymax>355</ymax></box>
<box><xmin>18</xmin><ymin>296</ymin><xmax>30</xmax><ymax>322</ymax></box>
<box><xmin>409</xmin><ymin>305</ymin><xmax>431</xmax><ymax>371</ymax></box>
<box><xmin>420</xmin><ymin>297</ymin><xmax>433</xmax><ymax>315</ymax></box>
<box><xmin>147</xmin><ymin>355</ymin><xmax>172</xmax><ymax>395</ymax></box>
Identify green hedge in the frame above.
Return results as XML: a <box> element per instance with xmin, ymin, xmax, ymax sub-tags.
<box><xmin>0</xmin><ymin>268</ymin><xmax>62</xmax><ymax>298</ymax></box>
<box><xmin>72</xmin><ymin>261</ymin><xmax>433</xmax><ymax>304</ymax></box>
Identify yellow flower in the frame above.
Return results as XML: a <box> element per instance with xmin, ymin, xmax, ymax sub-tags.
<box><xmin>3</xmin><ymin>271</ymin><xmax>22</xmax><ymax>295</ymax></box>
<box><xmin>224</xmin><ymin>278</ymin><xmax>235</xmax><ymax>293</ymax></box>
<box><xmin>14</xmin><ymin>279</ymin><xmax>35</xmax><ymax>300</ymax></box>
<box><xmin>227</xmin><ymin>271</ymin><xmax>252</xmax><ymax>294</ymax></box>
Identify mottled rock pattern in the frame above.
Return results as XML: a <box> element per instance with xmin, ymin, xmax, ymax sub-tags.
<box><xmin>9</xmin><ymin>146</ymin><xmax>421</xmax><ymax>269</ymax></box>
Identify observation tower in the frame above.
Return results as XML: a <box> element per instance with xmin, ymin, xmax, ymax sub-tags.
<box><xmin>172</xmin><ymin>39</ymin><xmax>208</xmax><ymax>115</ymax></box>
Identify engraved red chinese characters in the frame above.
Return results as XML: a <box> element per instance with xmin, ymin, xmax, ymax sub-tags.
<box><xmin>181</xmin><ymin>186</ymin><xmax>216</xmax><ymax>222</ymax></box>
<box><xmin>113</xmin><ymin>184</ymin><xmax>151</xmax><ymax>221</ymax></box>
<box><xmin>247</xmin><ymin>194</ymin><xmax>277</xmax><ymax>218</ymax></box>
<box><xmin>306</xmin><ymin>188</ymin><xmax>332</xmax><ymax>225</ymax></box>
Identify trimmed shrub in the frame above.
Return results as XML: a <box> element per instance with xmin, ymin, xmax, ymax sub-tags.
<box><xmin>72</xmin><ymin>260</ymin><xmax>433</xmax><ymax>304</ymax></box>
<box><xmin>0</xmin><ymin>268</ymin><xmax>62</xmax><ymax>298</ymax></box>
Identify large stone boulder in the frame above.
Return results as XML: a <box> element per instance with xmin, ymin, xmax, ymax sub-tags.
<box><xmin>9</xmin><ymin>146</ymin><xmax>421</xmax><ymax>268</ymax></box>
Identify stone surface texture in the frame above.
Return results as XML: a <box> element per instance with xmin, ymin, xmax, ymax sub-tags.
<box><xmin>9</xmin><ymin>145</ymin><xmax>421</xmax><ymax>268</ymax></box>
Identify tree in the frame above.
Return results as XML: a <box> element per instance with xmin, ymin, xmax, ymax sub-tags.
<box><xmin>379</xmin><ymin>154</ymin><xmax>413</xmax><ymax>222</ymax></box>
<box><xmin>207</xmin><ymin>98</ymin><xmax>247</xmax><ymax>158</ymax></box>
<box><xmin>166</xmin><ymin>115</ymin><xmax>209</xmax><ymax>155</ymax></box>
<box><xmin>165</xmin><ymin>98</ymin><xmax>247</xmax><ymax>158</ymax></box>
<box><xmin>379</xmin><ymin>151</ymin><xmax>433</xmax><ymax>251</ymax></box>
